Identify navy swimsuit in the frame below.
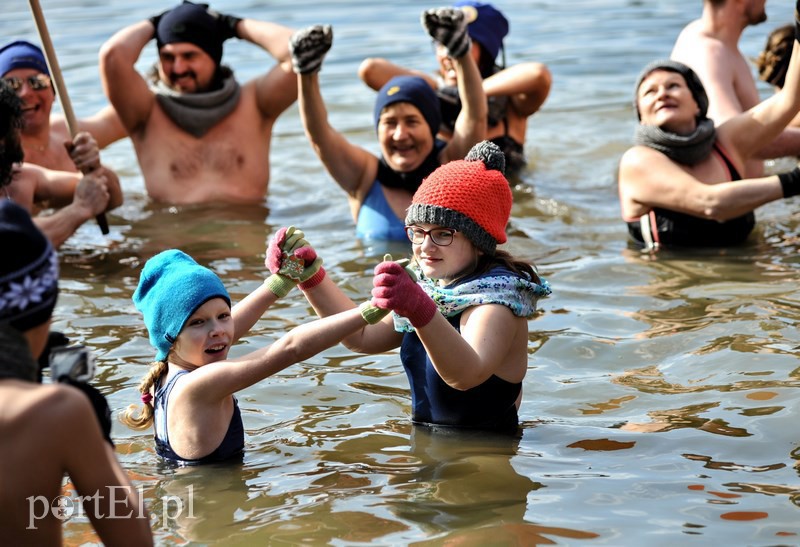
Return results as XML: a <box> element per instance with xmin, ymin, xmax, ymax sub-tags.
<box><xmin>399</xmin><ymin>269</ymin><xmax>523</xmax><ymax>433</ymax></box>
<box><xmin>154</xmin><ymin>370</ymin><xmax>244</xmax><ymax>465</ymax></box>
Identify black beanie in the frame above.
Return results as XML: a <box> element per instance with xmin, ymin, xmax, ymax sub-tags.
<box><xmin>156</xmin><ymin>1</ymin><xmax>225</xmax><ymax>66</ymax></box>
<box><xmin>0</xmin><ymin>200</ymin><xmax>58</xmax><ymax>333</ymax></box>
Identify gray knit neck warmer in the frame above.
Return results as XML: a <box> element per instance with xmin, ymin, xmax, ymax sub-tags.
<box><xmin>152</xmin><ymin>70</ymin><xmax>241</xmax><ymax>138</ymax></box>
<box><xmin>634</xmin><ymin>117</ymin><xmax>716</xmax><ymax>166</ymax></box>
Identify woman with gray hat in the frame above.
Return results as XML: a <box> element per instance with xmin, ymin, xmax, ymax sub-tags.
<box><xmin>619</xmin><ymin>7</ymin><xmax>800</xmax><ymax>252</ymax></box>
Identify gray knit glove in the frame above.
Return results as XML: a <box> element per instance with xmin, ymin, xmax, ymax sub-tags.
<box><xmin>289</xmin><ymin>25</ymin><xmax>333</xmax><ymax>75</ymax></box>
<box><xmin>421</xmin><ymin>8</ymin><xmax>471</xmax><ymax>59</ymax></box>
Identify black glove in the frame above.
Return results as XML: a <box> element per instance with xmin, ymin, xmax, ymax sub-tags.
<box><xmin>779</xmin><ymin>166</ymin><xmax>800</xmax><ymax>198</ymax></box>
<box><xmin>421</xmin><ymin>8</ymin><xmax>471</xmax><ymax>59</ymax></box>
<box><xmin>289</xmin><ymin>25</ymin><xmax>333</xmax><ymax>75</ymax></box>
<box><xmin>207</xmin><ymin>7</ymin><xmax>242</xmax><ymax>41</ymax></box>
<box><xmin>63</xmin><ymin>378</ymin><xmax>114</xmax><ymax>447</ymax></box>
<box><xmin>147</xmin><ymin>5</ymin><xmax>171</xmax><ymax>32</ymax></box>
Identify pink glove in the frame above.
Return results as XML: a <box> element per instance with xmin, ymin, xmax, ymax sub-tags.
<box><xmin>371</xmin><ymin>261</ymin><xmax>437</xmax><ymax>328</ymax></box>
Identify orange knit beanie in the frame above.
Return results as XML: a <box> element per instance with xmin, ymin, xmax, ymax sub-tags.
<box><xmin>405</xmin><ymin>140</ymin><xmax>511</xmax><ymax>254</ymax></box>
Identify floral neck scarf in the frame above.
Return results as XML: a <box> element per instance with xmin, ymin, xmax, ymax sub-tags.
<box><xmin>393</xmin><ymin>269</ymin><xmax>552</xmax><ymax>333</ymax></box>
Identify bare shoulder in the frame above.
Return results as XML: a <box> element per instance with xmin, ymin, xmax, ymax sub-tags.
<box><xmin>1</xmin><ymin>382</ymin><xmax>88</xmax><ymax>432</ymax></box>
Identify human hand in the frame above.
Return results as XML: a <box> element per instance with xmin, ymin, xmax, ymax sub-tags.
<box><xmin>779</xmin><ymin>165</ymin><xmax>800</xmax><ymax>198</ymax></box>
<box><xmin>65</xmin><ymin>131</ymin><xmax>101</xmax><ymax>174</ymax></box>
<box><xmin>206</xmin><ymin>7</ymin><xmax>242</xmax><ymax>41</ymax></box>
<box><xmin>265</xmin><ymin>226</ymin><xmax>325</xmax><ymax>297</ymax></box>
<box><xmin>421</xmin><ymin>7</ymin><xmax>471</xmax><ymax>59</ymax></box>
<box><xmin>367</xmin><ymin>256</ymin><xmax>437</xmax><ymax>328</ymax></box>
<box><xmin>73</xmin><ymin>171</ymin><xmax>110</xmax><ymax>219</ymax></box>
<box><xmin>289</xmin><ymin>25</ymin><xmax>333</xmax><ymax>75</ymax></box>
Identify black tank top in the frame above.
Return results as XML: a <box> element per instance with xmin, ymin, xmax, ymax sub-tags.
<box><xmin>627</xmin><ymin>143</ymin><xmax>755</xmax><ymax>248</ymax></box>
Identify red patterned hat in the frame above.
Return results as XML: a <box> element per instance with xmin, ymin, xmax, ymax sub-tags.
<box><xmin>405</xmin><ymin>141</ymin><xmax>511</xmax><ymax>254</ymax></box>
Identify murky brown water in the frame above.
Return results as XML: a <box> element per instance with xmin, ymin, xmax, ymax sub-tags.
<box><xmin>5</xmin><ymin>0</ymin><xmax>800</xmax><ymax>544</ymax></box>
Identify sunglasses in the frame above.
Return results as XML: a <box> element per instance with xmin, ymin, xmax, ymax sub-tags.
<box><xmin>2</xmin><ymin>74</ymin><xmax>52</xmax><ymax>92</ymax></box>
<box><xmin>406</xmin><ymin>226</ymin><xmax>457</xmax><ymax>246</ymax></box>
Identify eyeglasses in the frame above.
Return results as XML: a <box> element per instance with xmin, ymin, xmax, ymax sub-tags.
<box><xmin>2</xmin><ymin>74</ymin><xmax>52</xmax><ymax>92</ymax></box>
<box><xmin>406</xmin><ymin>226</ymin><xmax>457</xmax><ymax>246</ymax></box>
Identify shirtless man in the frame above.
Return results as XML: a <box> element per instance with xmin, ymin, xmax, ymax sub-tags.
<box><xmin>99</xmin><ymin>1</ymin><xmax>297</xmax><ymax>204</ymax></box>
<box><xmin>0</xmin><ymin>40</ymin><xmax>126</xmax><ymax>172</ymax></box>
<box><xmin>671</xmin><ymin>0</ymin><xmax>800</xmax><ymax>176</ymax></box>
<box><xmin>1</xmin><ymin>80</ymin><xmax>121</xmax><ymax>248</ymax></box>
<box><xmin>0</xmin><ymin>200</ymin><xmax>152</xmax><ymax>546</ymax></box>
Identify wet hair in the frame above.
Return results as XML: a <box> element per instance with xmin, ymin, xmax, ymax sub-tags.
<box><xmin>756</xmin><ymin>24</ymin><xmax>793</xmax><ymax>89</ymax></box>
<box><xmin>0</xmin><ymin>79</ymin><xmax>24</xmax><ymax>187</ymax></box>
<box><xmin>120</xmin><ymin>359</ymin><xmax>168</xmax><ymax>430</ymax></box>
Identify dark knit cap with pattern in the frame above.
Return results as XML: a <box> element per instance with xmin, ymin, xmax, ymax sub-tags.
<box><xmin>0</xmin><ymin>200</ymin><xmax>58</xmax><ymax>333</ymax></box>
<box><xmin>405</xmin><ymin>140</ymin><xmax>511</xmax><ymax>255</ymax></box>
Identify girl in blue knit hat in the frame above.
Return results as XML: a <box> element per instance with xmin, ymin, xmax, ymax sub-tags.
<box><xmin>287</xmin><ymin>7</ymin><xmax>486</xmax><ymax>243</ymax></box>
<box><xmin>359</xmin><ymin>1</ymin><xmax>552</xmax><ymax>177</ymax></box>
<box><xmin>122</xmin><ymin>229</ymin><xmax>369</xmax><ymax>465</ymax></box>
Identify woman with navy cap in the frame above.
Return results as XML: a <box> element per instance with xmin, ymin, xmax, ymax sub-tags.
<box><xmin>287</xmin><ymin>8</ymin><xmax>486</xmax><ymax>243</ymax></box>
<box><xmin>359</xmin><ymin>1</ymin><xmax>551</xmax><ymax>177</ymax></box>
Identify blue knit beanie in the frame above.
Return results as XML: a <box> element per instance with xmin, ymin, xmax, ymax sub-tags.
<box><xmin>0</xmin><ymin>40</ymin><xmax>49</xmax><ymax>77</ymax></box>
<box><xmin>133</xmin><ymin>249</ymin><xmax>230</xmax><ymax>361</ymax></box>
<box><xmin>453</xmin><ymin>1</ymin><xmax>509</xmax><ymax>62</ymax></box>
<box><xmin>374</xmin><ymin>75</ymin><xmax>441</xmax><ymax>138</ymax></box>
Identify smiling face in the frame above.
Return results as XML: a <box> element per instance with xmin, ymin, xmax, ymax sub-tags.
<box><xmin>377</xmin><ymin>102</ymin><xmax>435</xmax><ymax>172</ymax></box>
<box><xmin>171</xmin><ymin>297</ymin><xmax>233</xmax><ymax>367</ymax></box>
<box><xmin>158</xmin><ymin>42</ymin><xmax>217</xmax><ymax>93</ymax></box>
<box><xmin>3</xmin><ymin>67</ymin><xmax>54</xmax><ymax>135</ymax></box>
<box><xmin>636</xmin><ymin>69</ymin><xmax>700</xmax><ymax>135</ymax></box>
<box><xmin>410</xmin><ymin>223</ymin><xmax>481</xmax><ymax>283</ymax></box>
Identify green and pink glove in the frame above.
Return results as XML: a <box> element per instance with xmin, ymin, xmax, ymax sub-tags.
<box><xmin>264</xmin><ymin>226</ymin><xmax>325</xmax><ymax>297</ymax></box>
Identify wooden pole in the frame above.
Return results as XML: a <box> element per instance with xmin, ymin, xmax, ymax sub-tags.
<box><xmin>28</xmin><ymin>0</ymin><xmax>109</xmax><ymax>234</ymax></box>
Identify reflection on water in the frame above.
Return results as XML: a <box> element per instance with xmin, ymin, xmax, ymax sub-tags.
<box><xmin>6</xmin><ymin>0</ymin><xmax>800</xmax><ymax>544</ymax></box>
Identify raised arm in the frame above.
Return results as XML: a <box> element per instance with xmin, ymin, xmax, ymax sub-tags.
<box><xmin>421</xmin><ymin>8</ymin><xmax>486</xmax><ymax>164</ymax></box>
<box><xmin>483</xmin><ymin>62</ymin><xmax>552</xmax><ymax>118</ymax></box>
<box><xmin>236</xmin><ymin>17</ymin><xmax>298</xmax><ymax>119</ymax></box>
<box><xmin>720</xmin><ymin>10</ymin><xmax>800</xmax><ymax>161</ymax></box>
<box><xmin>358</xmin><ymin>57</ymin><xmax>436</xmax><ymax>92</ymax></box>
<box><xmin>99</xmin><ymin>20</ymin><xmax>157</xmax><ymax>134</ymax></box>
<box><xmin>291</xmin><ymin>26</ymin><xmax>376</xmax><ymax>197</ymax></box>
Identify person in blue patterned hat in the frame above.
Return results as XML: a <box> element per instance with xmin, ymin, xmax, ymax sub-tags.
<box><xmin>358</xmin><ymin>1</ymin><xmax>552</xmax><ymax>177</ymax></box>
<box><xmin>288</xmin><ymin>8</ymin><xmax>486</xmax><ymax>243</ymax></box>
<box><xmin>0</xmin><ymin>200</ymin><xmax>153</xmax><ymax>545</ymax></box>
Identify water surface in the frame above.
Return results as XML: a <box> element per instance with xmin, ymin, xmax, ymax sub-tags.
<box><xmin>4</xmin><ymin>1</ymin><xmax>800</xmax><ymax>544</ymax></box>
